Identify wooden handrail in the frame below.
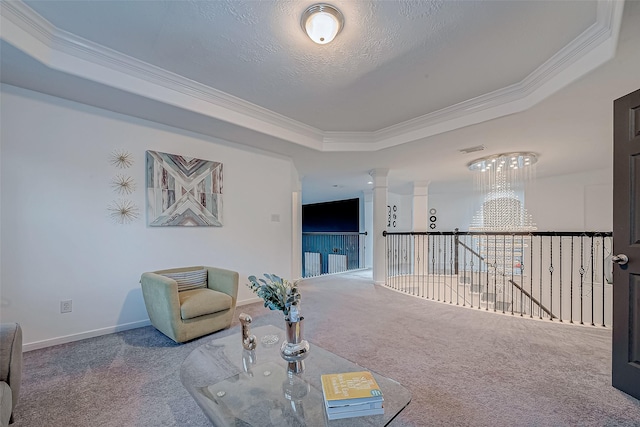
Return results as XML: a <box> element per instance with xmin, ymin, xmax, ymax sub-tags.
<box><xmin>457</xmin><ymin>241</ymin><xmax>485</xmax><ymax>261</ymax></box>
<box><xmin>508</xmin><ymin>279</ymin><xmax>556</xmax><ymax>319</ymax></box>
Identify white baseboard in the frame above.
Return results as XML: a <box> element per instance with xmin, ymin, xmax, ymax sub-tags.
<box><xmin>24</xmin><ymin>299</ymin><xmax>263</xmax><ymax>351</ymax></box>
<box><xmin>237</xmin><ymin>296</ymin><xmax>262</xmax><ymax>307</ymax></box>
<box><xmin>23</xmin><ymin>319</ymin><xmax>151</xmax><ymax>352</ymax></box>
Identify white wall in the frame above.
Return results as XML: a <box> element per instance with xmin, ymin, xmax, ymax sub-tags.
<box><xmin>428</xmin><ymin>181</ymin><xmax>481</xmax><ymax>231</ymax></box>
<box><xmin>527</xmin><ymin>169</ymin><xmax>612</xmax><ymax>231</ymax></box>
<box><xmin>0</xmin><ymin>85</ymin><xmax>295</xmax><ymax>349</ymax></box>
<box><xmin>387</xmin><ymin>192</ymin><xmax>413</xmax><ymax>232</ymax></box>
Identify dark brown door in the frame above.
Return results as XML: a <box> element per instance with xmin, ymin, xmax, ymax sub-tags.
<box><xmin>612</xmin><ymin>88</ymin><xmax>640</xmax><ymax>400</ymax></box>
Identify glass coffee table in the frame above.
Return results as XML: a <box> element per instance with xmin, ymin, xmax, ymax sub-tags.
<box><xmin>180</xmin><ymin>325</ymin><xmax>411</xmax><ymax>426</ymax></box>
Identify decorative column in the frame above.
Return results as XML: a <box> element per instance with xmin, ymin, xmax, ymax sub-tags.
<box><xmin>291</xmin><ymin>175</ymin><xmax>302</xmax><ymax>280</ymax></box>
<box><xmin>369</xmin><ymin>169</ymin><xmax>389</xmax><ymax>285</ymax></box>
<box><xmin>363</xmin><ymin>190</ymin><xmax>373</xmax><ymax>268</ymax></box>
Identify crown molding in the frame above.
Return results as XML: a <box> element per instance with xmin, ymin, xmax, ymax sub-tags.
<box><xmin>1</xmin><ymin>0</ymin><xmax>624</xmax><ymax>153</ymax></box>
<box><xmin>0</xmin><ymin>0</ymin><xmax>325</xmax><ymax>150</ymax></box>
<box><xmin>327</xmin><ymin>0</ymin><xmax>624</xmax><ymax>151</ymax></box>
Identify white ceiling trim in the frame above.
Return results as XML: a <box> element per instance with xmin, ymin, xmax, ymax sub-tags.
<box><xmin>0</xmin><ymin>0</ymin><xmax>325</xmax><ymax>150</ymax></box>
<box><xmin>324</xmin><ymin>0</ymin><xmax>625</xmax><ymax>151</ymax></box>
<box><xmin>0</xmin><ymin>0</ymin><xmax>624</xmax><ymax>153</ymax></box>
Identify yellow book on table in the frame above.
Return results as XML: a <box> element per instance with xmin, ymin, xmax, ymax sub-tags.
<box><xmin>320</xmin><ymin>371</ymin><xmax>384</xmax><ymax>408</ymax></box>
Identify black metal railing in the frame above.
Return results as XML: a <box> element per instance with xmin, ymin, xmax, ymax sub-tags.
<box><xmin>302</xmin><ymin>232</ymin><xmax>367</xmax><ymax>278</ymax></box>
<box><xmin>383</xmin><ymin>230</ymin><xmax>613</xmax><ymax>327</ymax></box>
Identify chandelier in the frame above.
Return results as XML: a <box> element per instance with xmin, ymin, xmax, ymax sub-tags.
<box><xmin>468</xmin><ymin>152</ymin><xmax>538</xmax><ymax>232</ymax></box>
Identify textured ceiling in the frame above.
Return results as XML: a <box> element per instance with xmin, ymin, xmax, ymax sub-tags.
<box><xmin>1</xmin><ymin>0</ymin><xmax>637</xmax><ymax>204</ymax></box>
<box><xmin>23</xmin><ymin>0</ymin><xmax>597</xmax><ymax>132</ymax></box>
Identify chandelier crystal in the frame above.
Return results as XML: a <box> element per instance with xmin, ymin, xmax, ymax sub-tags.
<box><xmin>468</xmin><ymin>152</ymin><xmax>538</xmax><ymax>232</ymax></box>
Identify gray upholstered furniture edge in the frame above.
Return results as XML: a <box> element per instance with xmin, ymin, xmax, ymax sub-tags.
<box><xmin>0</xmin><ymin>323</ymin><xmax>22</xmax><ymax>426</ymax></box>
<box><xmin>140</xmin><ymin>266</ymin><xmax>239</xmax><ymax>343</ymax></box>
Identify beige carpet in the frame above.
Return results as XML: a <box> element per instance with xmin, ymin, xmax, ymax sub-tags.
<box><xmin>13</xmin><ymin>270</ymin><xmax>640</xmax><ymax>426</ymax></box>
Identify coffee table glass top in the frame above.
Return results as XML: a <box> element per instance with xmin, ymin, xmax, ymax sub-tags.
<box><xmin>180</xmin><ymin>325</ymin><xmax>411</xmax><ymax>426</ymax></box>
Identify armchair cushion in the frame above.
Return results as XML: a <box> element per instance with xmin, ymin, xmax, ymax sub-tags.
<box><xmin>160</xmin><ymin>268</ymin><xmax>207</xmax><ymax>292</ymax></box>
<box><xmin>179</xmin><ymin>288</ymin><xmax>232</xmax><ymax>320</ymax></box>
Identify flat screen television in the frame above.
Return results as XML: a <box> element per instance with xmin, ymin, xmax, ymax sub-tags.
<box><xmin>302</xmin><ymin>198</ymin><xmax>359</xmax><ymax>232</ymax></box>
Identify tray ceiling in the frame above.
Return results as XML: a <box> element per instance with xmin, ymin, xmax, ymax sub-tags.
<box><xmin>1</xmin><ymin>0</ymin><xmax>633</xmax><ymax>203</ymax></box>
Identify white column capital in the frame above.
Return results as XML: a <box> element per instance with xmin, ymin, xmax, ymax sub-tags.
<box><xmin>369</xmin><ymin>168</ymin><xmax>389</xmax><ymax>187</ymax></box>
<box><xmin>292</xmin><ymin>168</ymin><xmax>302</xmax><ymax>192</ymax></box>
<box><xmin>413</xmin><ymin>182</ymin><xmax>429</xmax><ymax>196</ymax></box>
<box><xmin>412</xmin><ymin>181</ymin><xmax>430</xmax><ymax>196</ymax></box>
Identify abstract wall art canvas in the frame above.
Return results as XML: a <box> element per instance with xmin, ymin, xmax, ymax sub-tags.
<box><xmin>146</xmin><ymin>151</ymin><xmax>223</xmax><ymax>227</ymax></box>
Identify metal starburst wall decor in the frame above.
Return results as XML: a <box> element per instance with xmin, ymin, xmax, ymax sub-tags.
<box><xmin>107</xmin><ymin>199</ymin><xmax>140</xmax><ymax>224</ymax></box>
<box><xmin>109</xmin><ymin>149</ymin><xmax>134</xmax><ymax>169</ymax></box>
<box><xmin>111</xmin><ymin>174</ymin><xmax>136</xmax><ymax>195</ymax></box>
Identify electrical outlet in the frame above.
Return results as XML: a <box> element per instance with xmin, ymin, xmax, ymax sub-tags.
<box><xmin>60</xmin><ymin>300</ymin><xmax>72</xmax><ymax>313</ymax></box>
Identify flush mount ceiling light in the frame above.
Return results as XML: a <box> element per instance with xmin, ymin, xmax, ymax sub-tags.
<box><xmin>301</xmin><ymin>3</ymin><xmax>344</xmax><ymax>45</ymax></box>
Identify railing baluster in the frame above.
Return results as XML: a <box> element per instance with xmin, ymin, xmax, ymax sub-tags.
<box><xmin>470</xmin><ymin>237</ymin><xmax>474</xmax><ymax>309</ymax></box>
<box><xmin>385</xmin><ymin>233</ymin><xmax>389</xmax><ymax>285</ymax></box>
<box><xmin>404</xmin><ymin>235</ymin><xmax>408</xmax><ymax>293</ymax></box>
<box><xmin>424</xmin><ymin>234</ymin><xmax>429</xmax><ymax>298</ymax></box>
<box><xmin>431</xmin><ymin>236</ymin><xmax>440</xmax><ymax>301</ymax></box>
<box><xmin>484</xmin><ymin>234</ymin><xmax>488</xmax><ymax>311</ymax></box>
<box><xmin>390</xmin><ymin>233</ymin><xmax>394</xmax><ymax>283</ymax></box>
<box><xmin>520</xmin><ymin>235</ymin><xmax>524</xmax><ymax>317</ymax></box>
<box><xmin>419</xmin><ymin>234</ymin><xmax>423</xmax><ymax>297</ymax></box>
<box><xmin>402</xmin><ymin>233</ymin><xmax>406</xmax><ymax>291</ymax></box>
<box><xmin>502</xmin><ymin>235</ymin><xmax>506</xmax><ymax>314</ymax></box>
<box><xmin>461</xmin><ymin>236</ymin><xmax>466</xmax><ymax>306</ymax></box>
<box><xmin>398</xmin><ymin>234</ymin><xmax>402</xmax><ymax>288</ymax></box>
<box><xmin>410</xmin><ymin>234</ymin><xmax>414</xmax><ymax>295</ymax></box>
<box><xmin>559</xmin><ymin>237</ymin><xmax>563</xmax><ymax>322</ymax></box>
<box><xmin>602</xmin><ymin>235</ymin><xmax>606</xmax><ymax>327</ymax></box>
<box><xmin>580</xmin><ymin>236</ymin><xmax>585</xmax><ymax>325</ymax></box>
<box><xmin>481</xmin><ymin>235</ymin><xmax>484</xmax><ymax>310</ymax></box>
<box><xmin>409</xmin><ymin>234</ymin><xmax>413</xmax><ymax>294</ymax></box>
<box><xmin>421</xmin><ymin>234</ymin><xmax>425</xmax><ymax>297</ymax></box>
<box><xmin>539</xmin><ymin>236</ymin><xmax>543</xmax><ymax>320</ymax></box>
<box><xmin>570</xmin><ymin>236</ymin><xmax>574</xmax><ymax>323</ymax></box>
<box><xmin>425</xmin><ymin>233</ymin><xmax>429</xmax><ymax>298</ymax></box>
<box><xmin>493</xmin><ymin>235</ymin><xmax>498</xmax><ymax>313</ymax></box>
<box><xmin>388</xmin><ymin>234</ymin><xmax>392</xmax><ymax>287</ymax></box>
<box><xmin>397</xmin><ymin>234</ymin><xmax>400</xmax><ymax>284</ymax></box>
<box><xmin>590</xmin><ymin>235</ymin><xmax>595</xmax><ymax>326</ymax></box>
<box><xmin>388</xmin><ymin>233</ymin><xmax>392</xmax><ymax>284</ymax></box>
<box><xmin>431</xmin><ymin>234</ymin><xmax>436</xmax><ymax>300</ymax></box>
<box><xmin>448</xmin><ymin>235</ymin><xmax>458</xmax><ymax>302</ymax></box>
<box><xmin>396</xmin><ymin>233</ymin><xmax>399</xmax><ymax>283</ymax></box>
<box><xmin>549</xmin><ymin>235</ymin><xmax>554</xmax><ymax>321</ymax></box>
<box><xmin>511</xmin><ymin>234</ymin><xmax>515</xmax><ymax>316</ymax></box>
<box><xmin>530</xmin><ymin>233</ymin><xmax>534</xmax><ymax>318</ymax></box>
<box><xmin>452</xmin><ymin>236</ymin><xmax>464</xmax><ymax>304</ymax></box>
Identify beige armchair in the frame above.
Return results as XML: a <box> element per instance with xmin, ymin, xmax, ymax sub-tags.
<box><xmin>140</xmin><ymin>266</ymin><xmax>239</xmax><ymax>343</ymax></box>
